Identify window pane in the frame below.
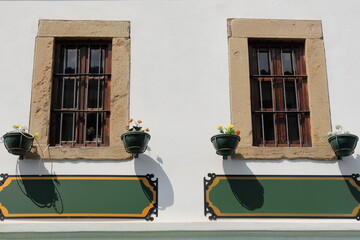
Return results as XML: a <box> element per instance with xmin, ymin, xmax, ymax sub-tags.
<box><xmin>258</xmin><ymin>51</ymin><xmax>270</xmax><ymax>75</ymax></box>
<box><xmin>261</xmin><ymin>81</ymin><xmax>273</xmax><ymax>109</ymax></box>
<box><xmin>89</xmin><ymin>48</ymin><xmax>104</xmax><ymax>73</ymax></box>
<box><xmin>282</xmin><ymin>51</ymin><xmax>294</xmax><ymax>75</ymax></box>
<box><xmin>285</xmin><ymin>80</ymin><xmax>297</xmax><ymax>109</ymax></box>
<box><xmin>87</xmin><ymin>79</ymin><xmax>103</xmax><ymax>108</ymax></box>
<box><xmin>288</xmin><ymin>114</ymin><xmax>300</xmax><ymax>141</ymax></box>
<box><xmin>86</xmin><ymin>113</ymin><xmax>102</xmax><ymax>142</ymax></box>
<box><xmin>263</xmin><ymin>113</ymin><xmax>275</xmax><ymax>141</ymax></box>
<box><xmin>63</xmin><ymin>79</ymin><xmax>77</xmax><ymax>108</ymax></box>
<box><xmin>61</xmin><ymin>113</ymin><xmax>74</xmax><ymax>142</ymax></box>
<box><xmin>65</xmin><ymin>48</ymin><xmax>77</xmax><ymax>74</ymax></box>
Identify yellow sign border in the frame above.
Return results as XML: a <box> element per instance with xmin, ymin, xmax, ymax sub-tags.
<box><xmin>206</xmin><ymin>176</ymin><xmax>360</xmax><ymax>218</ymax></box>
<box><xmin>0</xmin><ymin>176</ymin><xmax>157</xmax><ymax>218</ymax></box>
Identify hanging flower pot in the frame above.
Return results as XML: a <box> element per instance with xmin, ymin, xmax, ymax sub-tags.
<box><xmin>2</xmin><ymin>125</ymin><xmax>37</xmax><ymax>156</ymax></box>
<box><xmin>121</xmin><ymin>119</ymin><xmax>150</xmax><ymax>158</ymax></box>
<box><xmin>211</xmin><ymin>125</ymin><xmax>241</xmax><ymax>159</ymax></box>
<box><xmin>327</xmin><ymin>125</ymin><xmax>358</xmax><ymax>157</ymax></box>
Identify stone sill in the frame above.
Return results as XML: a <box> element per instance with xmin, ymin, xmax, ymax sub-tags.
<box><xmin>234</xmin><ymin>145</ymin><xmax>336</xmax><ymax>160</ymax></box>
<box><xmin>25</xmin><ymin>146</ymin><xmax>132</xmax><ymax>160</ymax></box>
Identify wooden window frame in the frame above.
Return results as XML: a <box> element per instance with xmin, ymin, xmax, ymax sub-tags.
<box><xmin>249</xmin><ymin>40</ymin><xmax>311</xmax><ymax>147</ymax></box>
<box><xmin>228</xmin><ymin>18</ymin><xmax>335</xmax><ymax>160</ymax></box>
<box><xmin>28</xmin><ymin>20</ymin><xmax>131</xmax><ymax>160</ymax></box>
<box><xmin>50</xmin><ymin>40</ymin><xmax>111</xmax><ymax>147</ymax></box>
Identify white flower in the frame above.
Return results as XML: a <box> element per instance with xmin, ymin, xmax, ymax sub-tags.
<box><xmin>335</xmin><ymin>125</ymin><xmax>342</xmax><ymax>130</ymax></box>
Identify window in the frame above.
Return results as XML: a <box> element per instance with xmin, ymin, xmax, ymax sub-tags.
<box><xmin>50</xmin><ymin>40</ymin><xmax>111</xmax><ymax>147</ymax></box>
<box><xmin>228</xmin><ymin>18</ymin><xmax>335</xmax><ymax>159</ymax></box>
<box><xmin>28</xmin><ymin>20</ymin><xmax>131</xmax><ymax>160</ymax></box>
<box><xmin>249</xmin><ymin>41</ymin><xmax>311</xmax><ymax>147</ymax></box>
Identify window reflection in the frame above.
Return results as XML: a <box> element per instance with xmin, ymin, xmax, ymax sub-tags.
<box><xmin>258</xmin><ymin>51</ymin><xmax>270</xmax><ymax>75</ymax></box>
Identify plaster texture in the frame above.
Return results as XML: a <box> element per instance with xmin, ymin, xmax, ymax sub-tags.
<box><xmin>0</xmin><ymin>0</ymin><xmax>359</xmax><ymax>236</ymax></box>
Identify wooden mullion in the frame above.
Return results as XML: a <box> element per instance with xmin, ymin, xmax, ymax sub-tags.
<box><xmin>102</xmin><ymin>43</ymin><xmax>111</xmax><ymax>146</ymax></box>
<box><xmin>76</xmin><ymin>45</ymin><xmax>87</xmax><ymax>145</ymax></box>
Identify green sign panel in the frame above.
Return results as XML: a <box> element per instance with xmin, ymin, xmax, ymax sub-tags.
<box><xmin>0</xmin><ymin>174</ymin><xmax>157</xmax><ymax>220</ymax></box>
<box><xmin>204</xmin><ymin>173</ymin><xmax>360</xmax><ymax>220</ymax></box>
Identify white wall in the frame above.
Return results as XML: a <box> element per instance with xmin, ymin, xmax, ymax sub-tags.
<box><xmin>0</xmin><ymin>0</ymin><xmax>360</xmax><ymax>234</ymax></box>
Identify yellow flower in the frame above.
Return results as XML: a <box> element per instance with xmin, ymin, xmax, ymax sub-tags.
<box><xmin>13</xmin><ymin>125</ymin><xmax>20</xmax><ymax>129</ymax></box>
<box><xmin>128</xmin><ymin>119</ymin><xmax>133</xmax><ymax>123</ymax></box>
<box><xmin>145</xmin><ymin>128</ymin><xmax>150</xmax><ymax>132</ymax></box>
<box><xmin>217</xmin><ymin>125</ymin><xmax>223</xmax><ymax>130</ymax></box>
<box><xmin>228</xmin><ymin>124</ymin><xmax>234</xmax><ymax>129</ymax></box>
<box><xmin>137</xmin><ymin>120</ymin><xmax>142</xmax><ymax>123</ymax></box>
<box><xmin>126</xmin><ymin>124</ymin><xmax>130</xmax><ymax>129</ymax></box>
<box><xmin>34</xmin><ymin>133</ymin><xmax>40</xmax><ymax>139</ymax></box>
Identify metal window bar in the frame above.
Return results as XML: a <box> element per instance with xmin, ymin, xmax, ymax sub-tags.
<box><xmin>281</xmin><ymin>46</ymin><xmax>290</xmax><ymax>146</ymax></box>
<box><xmin>59</xmin><ymin>45</ymin><xmax>67</xmax><ymax>146</ymax></box>
<box><xmin>292</xmin><ymin>45</ymin><xmax>303</xmax><ymax>147</ymax></box>
<box><xmin>71</xmin><ymin>45</ymin><xmax>78</xmax><ymax>147</ymax></box>
<box><xmin>269</xmin><ymin>53</ymin><xmax>277</xmax><ymax>146</ymax></box>
<box><xmin>84</xmin><ymin>42</ymin><xmax>90</xmax><ymax>146</ymax></box>
<box><xmin>257</xmin><ymin>47</ymin><xmax>266</xmax><ymax>146</ymax></box>
<box><xmin>95</xmin><ymin>44</ymin><xmax>102</xmax><ymax>147</ymax></box>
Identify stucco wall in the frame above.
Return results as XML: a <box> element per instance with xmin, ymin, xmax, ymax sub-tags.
<box><xmin>0</xmin><ymin>0</ymin><xmax>359</xmax><ymax>236</ymax></box>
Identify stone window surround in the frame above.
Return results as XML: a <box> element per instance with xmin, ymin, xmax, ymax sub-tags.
<box><xmin>228</xmin><ymin>18</ymin><xmax>335</xmax><ymax>160</ymax></box>
<box><xmin>28</xmin><ymin>20</ymin><xmax>131</xmax><ymax>160</ymax></box>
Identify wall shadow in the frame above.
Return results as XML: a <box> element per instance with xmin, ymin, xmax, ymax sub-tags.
<box><xmin>134</xmin><ymin>154</ymin><xmax>174</xmax><ymax>210</ymax></box>
<box><xmin>16</xmin><ymin>160</ymin><xmax>63</xmax><ymax>213</ymax></box>
<box><xmin>339</xmin><ymin>154</ymin><xmax>360</xmax><ymax>203</ymax></box>
<box><xmin>222</xmin><ymin>160</ymin><xmax>264</xmax><ymax>210</ymax></box>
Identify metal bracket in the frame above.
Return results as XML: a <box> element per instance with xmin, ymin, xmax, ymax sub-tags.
<box><xmin>352</xmin><ymin>174</ymin><xmax>360</xmax><ymax>187</ymax></box>
<box><xmin>204</xmin><ymin>173</ymin><xmax>216</xmax><ymax>190</ymax></box>
<box><xmin>0</xmin><ymin>173</ymin><xmax>9</xmax><ymax>187</ymax></box>
<box><xmin>204</xmin><ymin>173</ymin><xmax>217</xmax><ymax>220</ymax></box>
<box><xmin>356</xmin><ymin>209</ymin><xmax>360</xmax><ymax>221</ymax></box>
<box><xmin>204</xmin><ymin>202</ymin><xmax>217</xmax><ymax>220</ymax></box>
<box><xmin>145</xmin><ymin>174</ymin><xmax>158</xmax><ymax>221</ymax></box>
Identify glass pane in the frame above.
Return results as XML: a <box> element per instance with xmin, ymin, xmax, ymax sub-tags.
<box><xmin>261</xmin><ymin>81</ymin><xmax>273</xmax><ymax>109</ymax></box>
<box><xmin>61</xmin><ymin>113</ymin><xmax>74</xmax><ymax>142</ymax></box>
<box><xmin>86</xmin><ymin>113</ymin><xmax>102</xmax><ymax>142</ymax></box>
<box><xmin>90</xmin><ymin>48</ymin><xmax>104</xmax><ymax>73</ymax></box>
<box><xmin>65</xmin><ymin>48</ymin><xmax>77</xmax><ymax>74</ymax></box>
<box><xmin>288</xmin><ymin>113</ymin><xmax>300</xmax><ymax>141</ymax></box>
<box><xmin>282</xmin><ymin>51</ymin><xmax>294</xmax><ymax>75</ymax></box>
<box><xmin>63</xmin><ymin>79</ymin><xmax>77</xmax><ymax>108</ymax></box>
<box><xmin>263</xmin><ymin>113</ymin><xmax>275</xmax><ymax>141</ymax></box>
<box><xmin>87</xmin><ymin>79</ymin><xmax>103</xmax><ymax>108</ymax></box>
<box><xmin>258</xmin><ymin>51</ymin><xmax>270</xmax><ymax>75</ymax></box>
<box><xmin>285</xmin><ymin>80</ymin><xmax>297</xmax><ymax>109</ymax></box>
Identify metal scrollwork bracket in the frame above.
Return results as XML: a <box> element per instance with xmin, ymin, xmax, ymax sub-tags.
<box><xmin>145</xmin><ymin>174</ymin><xmax>158</xmax><ymax>221</ymax></box>
<box><xmin>0</xmin><ymin>173</ymin><xmax>9</xmax><ymax>187</ymax></box>
<box><xmin>204</xmin><ymin>173</ymin><xmax>217</xmax><ymax>220</ymax></box>
<box><xmin>352</xmin><ymin>174</ymin><xmax>360</xmax><ymax>187</ymax></box>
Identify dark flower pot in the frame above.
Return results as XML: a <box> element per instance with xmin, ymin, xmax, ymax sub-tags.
<box><xmin>211</xmin><ymin>134</ymin><xmax>240</xmax><ymax>159</ymax></box>
<box><xmin>121</xmin><ymin>131</ymin><xmax>151</xmax><ymax>157</ymax></box>
<box><xmin>328</xmin><ymin>134</ymin><xmax>358</xmax><ymax>157</ymax></box>
<box><xmin>3</xmin><ymin>132</ymin><xmax>34</xmax><ymax>156</ymax></box>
